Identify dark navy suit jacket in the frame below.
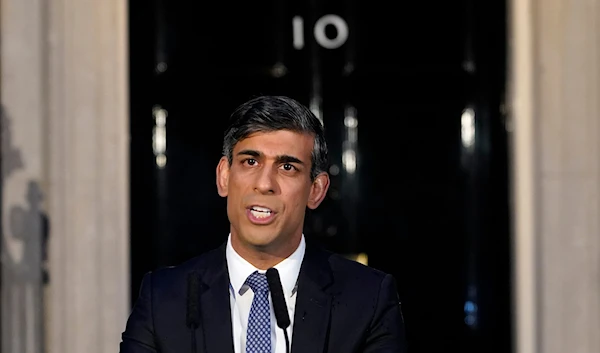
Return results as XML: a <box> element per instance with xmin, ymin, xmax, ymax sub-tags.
<box><xmin>120</xmin><ymin>241</ymin><xmax>407</xmax><ymax>353</ymax></box>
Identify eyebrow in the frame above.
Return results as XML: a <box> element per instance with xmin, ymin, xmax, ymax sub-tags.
<box><xmin>237</xmin><ymin>149</ymin><xmax>305</xmax><ymax>165</ymax></box>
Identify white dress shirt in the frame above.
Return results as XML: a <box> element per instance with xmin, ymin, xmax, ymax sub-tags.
<box><xmin>226</xmin><ymin>234</ymin><xmax>305</xmax><ymax>353</ymax></box>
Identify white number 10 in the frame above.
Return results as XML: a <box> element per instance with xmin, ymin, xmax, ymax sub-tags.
<box><xmin>292</xmin><ymin>14</ymin><xmax>349</xmax><ymax>50</ymax></box>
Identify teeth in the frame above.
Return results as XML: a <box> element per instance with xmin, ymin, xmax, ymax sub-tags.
<box><xmin>250</xmin><ymin>206</ymin><xmax>272</xmax><ymax>219</ymax></box>
<box><xmin>251</xmin><ymin>210</ymin><xmax>271</xmax><ymax>218</ymax></box>
<box><xmin>251</xmin><ymin>206</ymin><xmax>272</xmax><ymax>213</ymax></box>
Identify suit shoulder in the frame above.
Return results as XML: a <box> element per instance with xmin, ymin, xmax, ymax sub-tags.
<box><xmin>145</xmin><ymin>245</ymin><xmax>223</xmax><ymax>289</ymax></box>
<box><xmin>326</xmin><ymin>251</ymin><xmax>389</xmax><ymax>284</ymax></box>
<box><xmin>315</xmin><ymin>250</ymin><xmax>396</xmax><ymax>304</ymax></box>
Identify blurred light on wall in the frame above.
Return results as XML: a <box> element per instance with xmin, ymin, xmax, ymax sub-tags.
<box><xmin>464</xmin><ymin>284</ymin><xmax>479</xmax><ymax>328</ymax></box>
<box><xmin>342</xmin><ymin>106</ymin><xmax>358</xmax><ymax>174</ymax></box>
<box><xmin>329</xmin><ymin>164</ymin><xmax>340</xmax><ymax>176</ymax></box>
<box><xmin>461</xmin><ymin>107</ymin><xmax>476</xmax><ymax>149</ymax></box>
<box><xmin>152</xmin><ymin>105</ymin><xmax>168</xmax><ymax>168</ymax></box>
<box><xmin>464</xmin><ymin>299</ymin><xmax>478</xmax><ymax>326</ymax></box>
<box><xmin>310</xmin><ymin>97</ymin><xmax>323</xmax><ymax>124</ymax></box>
<box><xmin>344</xmin><ymin>253</ymin><xmax>368</xmax><ymax>265</ymax></box>
<box><xmin>270</xmin><ymin>62</ymin><xmax>287</xmax><ymax>78</ymax></box>
<box><xmin>155</xmin><ymin>61</ymin><xmax>168</xmax><ymax>73</ymax></box>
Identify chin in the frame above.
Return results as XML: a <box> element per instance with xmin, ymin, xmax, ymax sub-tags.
<box><xmin>246</xmin><ymin>233</ymin><xmax>278</xmax><ymax>249</ymax></box>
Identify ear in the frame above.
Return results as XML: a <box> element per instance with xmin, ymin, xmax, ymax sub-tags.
<box><xmin>307</xmin><ymin>172</ymin><xmax>330</xmax><ymax>209</ymax></box>
<box><xmin>216</xmin><ymin>156</ymin><xmax>230</xmax><ymax>197</ymax></box>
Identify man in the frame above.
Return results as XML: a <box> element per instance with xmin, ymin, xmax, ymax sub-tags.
<box><xmin>120</xmin><ymin>95</ymin><xmax>407</xmax><ymax>353</ymax></box>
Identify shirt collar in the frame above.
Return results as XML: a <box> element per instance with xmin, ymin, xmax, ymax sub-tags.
<box><xmin>226</xmin><ymin>233</ymin><xmax>305</xmax><ymax>298</ymax></box>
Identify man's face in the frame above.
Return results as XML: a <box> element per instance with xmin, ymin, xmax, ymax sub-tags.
<box><xmin>216</xmin><ymin>130</ymin><xmax>329</xmax><ymax>255</ymax></box>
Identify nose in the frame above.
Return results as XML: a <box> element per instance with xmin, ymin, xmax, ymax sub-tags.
<box><xmin>254</xmin><ymin>165</ymin><xmax>278</xmax><ymax>194</ymax></box>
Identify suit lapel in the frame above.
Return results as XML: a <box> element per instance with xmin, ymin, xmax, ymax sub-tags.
<box><xmin>291</xmin><ymin>244</ymin><xmax>335</xmax><ymax>353</ymax></box>
<box><xmin>198</xmin><ymin>244</ymin><xmax>235</xmax><ymax>353</ymax></box>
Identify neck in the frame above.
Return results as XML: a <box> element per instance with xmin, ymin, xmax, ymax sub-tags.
<box><xmin>231</xmin><ymin>234</ymin><xmax>301</xmax><ymax>270</ymax></box>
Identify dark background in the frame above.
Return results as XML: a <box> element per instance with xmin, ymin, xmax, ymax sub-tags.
<box><xmin>129</xmin><ymin>1</ymin><xmax>511</xmax><ymax>352</ymax></box>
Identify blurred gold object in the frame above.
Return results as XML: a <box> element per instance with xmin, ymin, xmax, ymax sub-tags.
<box><xmin>345</xmin><ymin>253</ymin><xmax>368</xmax><ymax>265</ymax></box>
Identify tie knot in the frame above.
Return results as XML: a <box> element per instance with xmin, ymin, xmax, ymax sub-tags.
<box><xmin>245</xmin><ymin>271</ymin><xmax>269</xmax><ymax>293</ymax></box>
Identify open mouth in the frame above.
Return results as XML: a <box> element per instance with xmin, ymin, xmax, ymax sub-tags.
<box><xmin>249</xmin><ymin>206</ymin><xmax>273</xmax><ymax>219</ymax></box>
<box><xmin>246</xmin><ymin>205</ymin><xmax>277</xmax><ymax>224</ymax></box>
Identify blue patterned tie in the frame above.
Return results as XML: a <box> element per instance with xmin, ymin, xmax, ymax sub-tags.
<box><xmin>245</xmin><ymin>271</ymin><xmax>271</xmax><ymax>353</ymax></box>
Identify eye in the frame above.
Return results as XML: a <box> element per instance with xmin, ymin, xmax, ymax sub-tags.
<box><xmin>282</xmin><ymin>163</ymin><xmax>296</xmax><ymax>171</ymax></box>
<box><xmin>244</xmin><ymin>158</ymin><xmax>257</xmax><ymax>166</ymax></box>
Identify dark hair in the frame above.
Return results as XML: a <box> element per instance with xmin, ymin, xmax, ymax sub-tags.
<box><xmin>222</xmin><ymin>95</ymin><xmax>328</xmax><ymax>180</ymax></box>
